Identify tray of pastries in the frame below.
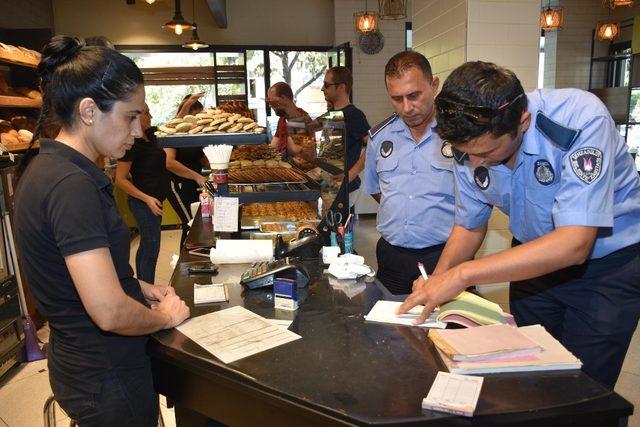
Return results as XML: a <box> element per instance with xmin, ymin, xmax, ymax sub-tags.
<box><xmin>228</xmin><ymin>166</ymin><xmax>307</xmax><ymax>184</ymax></box>
<box><xmin>241</xmin><ymin>201</ymin><xmax>318</xmax><ymax>225</ymax></box>
<box><xmin>231</xmin><ymin>144</ymin><xmax>280</xmax><ymax>161</ymax></box>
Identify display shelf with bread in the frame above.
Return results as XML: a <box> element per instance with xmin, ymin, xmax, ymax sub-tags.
<box><xmin>0</xmin><ymin>43</ymin><xmax>40</xmax><ymax>69</ymax></box>
<box><xmin>0</xmin><ymin>95</ymin><xmax>42</xmax><ymax>109</ymax></box>
<box><xmin>156</xmin><ymin>106</ymin><xmax>269</xmax><ymax>148</ymax></box>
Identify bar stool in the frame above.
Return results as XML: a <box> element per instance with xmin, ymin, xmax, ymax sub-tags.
<box><xmin>43</xmin><ymin>394</ymin><xmax>76</xmax><ymax>427</ymax></box>
<box><xmin>43</xmin><ymin>394</ymin><xmax>166</xmax><ymax>427</ymax></box>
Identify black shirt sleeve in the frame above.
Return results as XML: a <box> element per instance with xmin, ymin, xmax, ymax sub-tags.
<box><xmin>345</xmin><ymin>107</ymin><xmax>371</xmax><ymax>146</ymax></box>
<box><xmin>119</xmin><ymin>141</ymin><xmax>138</xmax><ymax>163</ymax></box>
<box><xmin>46</xmin><ymin>173</ymin><xmax>110</xmax><ymax>257</ymax></box>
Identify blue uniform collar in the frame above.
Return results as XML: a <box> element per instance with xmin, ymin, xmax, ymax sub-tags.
<box><xmin>390</xmin><ymin>115</ymin><xmax>437</xmax><ymax>145</ymax></box>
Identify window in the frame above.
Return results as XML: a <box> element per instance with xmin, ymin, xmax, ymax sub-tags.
<box><xmin>124</xmin><ymin>51</ymin><xmax>216</xmax><ymax>125</ymax></box>
<box><xmin>121</xmin><ymin>45</ymin><xmax>352</xmax><ymax>128</ymax></box>
<box><xmin>269</xmin><ymin>50</ymin><xmax>328</xmax><ymax>118</ymax></box>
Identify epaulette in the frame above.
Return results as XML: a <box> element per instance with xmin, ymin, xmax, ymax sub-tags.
<box><xmin>535</xmin><ymin>111</ymin><xmax>581</xmax><ymax>152</ymax></box>
<box><xmin>368</xmin><ymin>113</ymin><xmax>397</xmax><ymax>138</ymax></box>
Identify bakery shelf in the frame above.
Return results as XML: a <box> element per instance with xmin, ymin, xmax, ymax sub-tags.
<box><xmin>0</xmin><ymin>95</ymin><xmax>42</xmax><ymax>109</ymax></box>
<box><xmin>0</xmin><ymin>51</ymin><xmax>39</xmax><ymax>68</ymax></box>
<box><xmin>229</xmin><ymin>182</ymin><xmax>321</xmax><ymax>203</ymax></box>
<box><xmin>157</xmin><ymin>131</ymin><xmax>268</xmax><ymax>148</ymax></box>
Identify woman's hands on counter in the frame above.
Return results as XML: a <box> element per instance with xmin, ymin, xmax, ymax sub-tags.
<box><xmin>140</xmin><ymin>281</ymin><xmax>190</xmax><ymax>328</ymax></box>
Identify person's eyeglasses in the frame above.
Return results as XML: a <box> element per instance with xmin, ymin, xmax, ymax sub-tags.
<box><xmin>322</xmin><ymin>81</ymin><xmax>341</xmax><ymax>89</ymax></box>
<box><xmin>435</xmin><ymin>93</ymin><xmax>524</xmax><ymax>126</ymax></box>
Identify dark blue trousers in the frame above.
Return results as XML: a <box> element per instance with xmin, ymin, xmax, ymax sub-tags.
<box><xmin>128</xmin><ymin>197</ymin><xmax>162</xmax><ymax>283</ymax></box>
<box><xmin>376</xmin><ymin>237</ymin><xmax>445</xmax><ymax>295</ymax></box>
<box><xmin>50</xmin><ymin>363</ymin><xmax>158</xmax><ymax>426</ymax></box>
<box><xmin>510</xmin><ymin>241</ymin><xmax>640</xmax><ymax>389</ymax></box>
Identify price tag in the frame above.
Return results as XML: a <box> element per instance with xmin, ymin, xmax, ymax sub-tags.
<box><xmin>213</xmin><ymin>197</ymin><xmax>239</xmax><ymax>232</ymax></box>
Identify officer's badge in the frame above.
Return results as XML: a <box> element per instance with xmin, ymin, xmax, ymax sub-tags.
<box><xmin>570</xmin><ymin>147</ymin><xmax>602</xmax><ymax>184</ymax></box>
<box><xmin>380</xmin><ymin>140</ymin><xmax>394</xmax><ymax>158</ymax></box>
<box><xmin>473</xmin><ymin>166</ymin><xmax>490</xmax><ymax>190</ymax></box>
<box><xmin>534</xmin><ymin>159</ymin><xmax>555</xmax><ymax>185</ymax></box>
<box><xmin>441</xmin><ymin>141</ymin><xmax>454</xmax><ymax>158</ymax></box>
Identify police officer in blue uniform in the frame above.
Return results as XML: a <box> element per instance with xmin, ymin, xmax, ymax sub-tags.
<box><xmin>363</xmin><ymin>51</ymin><xmax>456</xmax><ymax>295</ymax></box>
<box><xmin>399</xmin><ymin>61</ymin><xmax>640</xmax><ymax>389</ymax></box>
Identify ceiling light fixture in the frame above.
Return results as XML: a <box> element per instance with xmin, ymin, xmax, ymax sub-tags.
<box><xmin>145</xmin><ymin>0</ymin><xmax>156</xmax><ymax>4</ymax></box>
<box><xmin>540</xmin><ymin>1</ymin><xmax>563</xmax><ymax>31</ymax></box>
<box><xmin>354</xmin><ymin>0</ymin><xmax>379</xmax><ymax>33</ymax></box>
<box><xmin>163</xmin><ymin>0</ymin><xmax>194</xmax><ymax>35</ymax></box>
<box><xmin>604</xmin><ymin>0</ymin><xmax>634</xmax><ymax>7</ymax></box>
<box><xmin>182</xmin><ymin>0</ymin><xmax>209</xmax><ymax>50</ymax></box>
<box><xmin>378</xmin><ymin>0</ymin><xmax>407</xmax><ymax>20</ymax></box>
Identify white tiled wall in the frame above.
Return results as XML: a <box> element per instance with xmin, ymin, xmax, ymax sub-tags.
<box><xmin>334</xmin><ymin>0</ymin><xmax>408</xmax><ymax>126</ymax></box>
<box><xmin>466</xmin><ymin>0</ymin><xmax>541</xmax><ymax>92</ymax></box>
<box><xmin>412</xmin><ymin>0</ymin><xmax>468</xmax><ymax>84</ymax></box>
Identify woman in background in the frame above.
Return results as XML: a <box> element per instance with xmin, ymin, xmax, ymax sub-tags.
<box><xmin>115</xmin><ymin>103</ymin><xmax>168</xmax><ymax>283</ymax></box>
<box><xmin>165</xmin><ymin>93</ymin><xmax>209</xmax><ymax>248</ymax></box>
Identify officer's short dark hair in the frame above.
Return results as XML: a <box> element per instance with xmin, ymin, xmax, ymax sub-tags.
<box><xmin>385</xmin><ymin>51</ymin><xmax>433</xmax><ymax>82</ymax></box>
<box><xmin>270</xmin><ymin>82</ymin><xmax>294</xmax><ymax>100</ymax></box>
<box><xmin>327</xmin><ymin>66</ymin><xmax>353</xmax><ymax>93</ymax></box>
<box><xmin>434</xmin><ymin>61</ymin><xmax>527</xmax><ymax>143</ymax></box>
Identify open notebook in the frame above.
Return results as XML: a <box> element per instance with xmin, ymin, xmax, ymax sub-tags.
<box><xmin>364</xmin><ymin>291</ymin><xmax>510</xmax><ymax>329</ymax></box>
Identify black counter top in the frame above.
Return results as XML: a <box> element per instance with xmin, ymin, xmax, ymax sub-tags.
<box><xmin>149</xmin><ymin>214</ymin><xmax>633</xmax><ymax>426</ymax></box>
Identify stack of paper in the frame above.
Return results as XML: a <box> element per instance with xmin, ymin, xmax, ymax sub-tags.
<box><xmin>429</xmin><ymin>324</ymin><xmax>582</xmax><ymax>374</ymax></box>
<box><xmin>429</xmin><ymin>324</ymin><xmax>542</xmax><ymax>362</ymax></box>
<box><xmin>193</xmin><ymin>283</ymin><xmax>228</xmax><ymax>304</ymax></box>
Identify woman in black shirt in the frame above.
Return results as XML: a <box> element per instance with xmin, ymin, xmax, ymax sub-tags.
<box><xmin>115</xmin><ymin>103</ymin><xmax>168</xmax><ymax>283</ymax></box>
<box><xmin>14</xmin><ymin>36</ymin><xmax>189</xmax><ymax>426</ymax></box>
<box><xmin>165</xmin><ymin>94</ymin><xmax>209</xmax><ymax>248</ymax></box>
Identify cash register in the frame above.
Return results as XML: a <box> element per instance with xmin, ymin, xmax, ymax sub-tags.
<box><xmin>240</xmin><ymin>257</ymin><xmax>309</xmax><ymax>290</ymax></box>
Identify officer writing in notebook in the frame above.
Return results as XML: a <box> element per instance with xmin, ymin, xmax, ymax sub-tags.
<box><xmin>363</xmin><ymin>51</ymin><xmax>456</xmax><ymax>295</ymax></box>
<box><xmin>398</xmin><ymin>61</ymin><xmax>640</xmax><ymax>389</ymax></box>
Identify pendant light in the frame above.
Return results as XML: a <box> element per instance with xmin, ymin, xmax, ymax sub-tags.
<box><xmin>145</xmin><ymin>0</ymin><xmax>156</xmax><ymax>4</ymax></box>
<box><xmin>354</xmin><ymin>0</ymin><xmax>379</xmax><ymax>33</ymax></box>
<box><xmin>598</xmin><ymin>22</ymin><xmax>620</xmax><ymax>40</ymax></box>
<box><xmin>540</xmin><ymin>1</ymin><xmax>563</xmax><ymax>31</ymax></box>
<box><xmin>378</xmin><ymin>0</ymin><xmax>407</xmax><ymax>20</ymax></box>
<box><xmin>604</xmin><ymin>0</ymin><xmax>634</xmax><ymax>7</ymax></box>
<box><xmin>163</xmin><ymin>0</ymin><xmax>194</xmax><ymax>35</ymax></box>
<box><xmin>183</xmin><ymin>0</ymin><xmax>209</xmax><ymax>50</ymax></box>
<box><xmin>597</xmin><ymin>3</ymin><xmax>620</xmax><ymax>41</ymax></box>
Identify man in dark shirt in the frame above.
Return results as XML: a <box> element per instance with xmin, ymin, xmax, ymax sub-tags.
<box><xmin>321</xmin><ymin>66</ymin><xmax>370</xmax><ymax>208</ymax></box>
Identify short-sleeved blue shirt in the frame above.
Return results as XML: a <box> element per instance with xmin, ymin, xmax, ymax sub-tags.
<box><xmin>363</xmin><ymin>114</ymin><xmax>455</xmax><ymax>249</ymax></box>
<box><xmin>454</xmin><ymin>88</ymin><xmax>640</xmax><ymax>259</ymax></box>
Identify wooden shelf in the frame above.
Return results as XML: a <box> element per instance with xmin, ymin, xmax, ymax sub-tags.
<box><xmin>2</xmin><ymin>140</ymin><xmax>39</xmax><ymax>153</ymax></box>
<box><xmin>0</xmin><ymin>50</ymin><xmax>39</xmax><ymax>68</ymax></box>
<box><xmin>0</xmin><ymin>95</ymin><xmax>41</xmax><ymax>109</ymax></box>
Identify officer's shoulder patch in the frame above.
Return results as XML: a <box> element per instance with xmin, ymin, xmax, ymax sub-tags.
<box><xmin>570</xmin><ymin>147</ymin><xmax>602</xmax><ymax>184</ymax></box>
<box><xmin>535</xmin><ymin>111</ymin><xmax>582</xmax><ymax>151</ymax></box>
<box><xmin>368</xmin><ymin>113</ymin><xmax>397</xmax><ymax>138</ymax></box>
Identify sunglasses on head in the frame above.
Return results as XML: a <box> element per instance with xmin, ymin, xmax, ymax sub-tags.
<box><xmin>435</xmin><ymin>93</ymin><xmax>524</xmax><ymax>126</ymax></box>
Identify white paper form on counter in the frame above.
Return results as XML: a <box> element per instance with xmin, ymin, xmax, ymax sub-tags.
<box><xmin>176</xmin><ymin>306</ymin><xmax>301</xmax><ymax>364</ymax></box>
<box><xmin>213</xmin><ymin>197</ymin><xmax>239</xmax><ymax>232</ymax></box>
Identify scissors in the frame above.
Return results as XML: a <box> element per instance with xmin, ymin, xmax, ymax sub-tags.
<box><xmin>326</xmin><ymin>210</ymin><xmax>343</xmax><ymax>231</ymax></box>
<box><xmin>326</xmin><ymin>210</ymin><xmax>343</xmax><ymax>248</ymax></box>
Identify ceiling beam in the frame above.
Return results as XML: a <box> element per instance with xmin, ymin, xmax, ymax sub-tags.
<box><xmin>206</xmin><ymin>0</ymin><xmax>227</xmax><ymax>29</ymax></box>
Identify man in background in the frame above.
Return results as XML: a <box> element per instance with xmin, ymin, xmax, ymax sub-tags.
<box><xmin>321</xmin><ymin>66</ymin><xmax>370</xmax><ymax>209</ymax></box>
